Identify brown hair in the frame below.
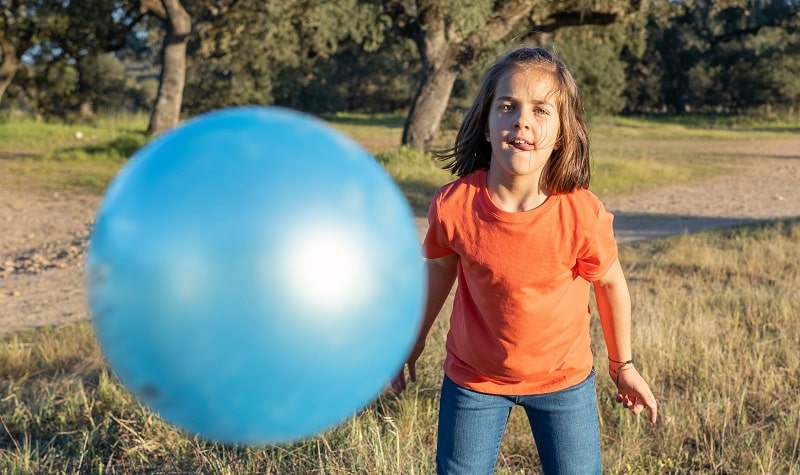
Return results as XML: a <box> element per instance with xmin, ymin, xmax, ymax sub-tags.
<box><xmin>436</xmin><ymin>46</ymin><xmax>590</xmax><ymax>193</ymax></box>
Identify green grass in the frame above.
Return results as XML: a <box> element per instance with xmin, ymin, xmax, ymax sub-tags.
<box><xmin>322</xmin><ymin>111</ymin><xmax>406</xmax><ymax>154</ymax></box>
<box><xmin>0</xmin><ymin>115</ymin><xmax>148</xmax><ymax>194</ymax></box>
<box><xmin>3</xmin><ymin>111</ymin><xmax>796</xmax><ymax>210</ymax></box>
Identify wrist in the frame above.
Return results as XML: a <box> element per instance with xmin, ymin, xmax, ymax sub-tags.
<box><xmin>608</xmin><ymin>356</ymin><xmax>633</xmax><ymax>370</ymax></box>
<box><xmin>608</xmin><ymin>357</ymin><xmax>635</xmax><ymax>386</ymax></box>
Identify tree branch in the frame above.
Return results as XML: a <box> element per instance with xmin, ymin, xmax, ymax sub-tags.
<box><xmin>487</xmin><ymin>0</ymin><xmax>539</xmax><ymax>42</ymax></box>
<box><xmin>538</xmin><ymin>10</ymin><xmax>619</xmax><ymax>33</ymax></box>
<box><xmin>138</xmin><ymin>0</ymin><xmax>167</xmax><ymax>20</ymax></box>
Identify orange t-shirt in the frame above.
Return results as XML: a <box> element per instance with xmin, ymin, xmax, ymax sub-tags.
<box><xmin>423</xmin><ymin>169</ymin><xmax>618</xmax><ymax>395</ymax></box>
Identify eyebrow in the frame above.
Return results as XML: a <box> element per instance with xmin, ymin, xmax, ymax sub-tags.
<box><xmin>495</xmin><ymin>95</ymin><xmax>556</xmax><ymax>108</ymax></box>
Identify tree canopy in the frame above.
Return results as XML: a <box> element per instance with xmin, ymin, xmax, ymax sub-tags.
<box><xmin>2</xmin><ymin>0</ymin><xmax>799</xmax><ymax>145</ymax></box>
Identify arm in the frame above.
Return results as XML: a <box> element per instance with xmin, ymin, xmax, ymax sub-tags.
<box><xmin>391</xmin><ymin>253</ymin><xmax>459</xmax><ymax>393</ymax></box>
<box><xmin>594</xmin><ymin>259</ymin><xmax>658</xmax><ymax>424</ymax></box>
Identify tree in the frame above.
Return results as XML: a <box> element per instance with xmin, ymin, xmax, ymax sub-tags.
<box><xmin>624</xmin><ymin>0</ymin><xmax>800</xmax><ymax>114</ymax></box>
<box><xmin>138</xmin><ymin>0</ymin><xmax>237</xmax><ymax>136</ymax></box>
<box><xmin>382</xmin><ymin>0</ymin><xmax>644</xmax><ymax>150</ymax></box>
<box><xmin>554</xmin><ymin>25</ymin><xmax>630</xmax><ymax>116</ymax></box>
<box><xmin>53</xmin><ymin>0</ymin><xmax>142</xmax><ymax>117</ymax></box>
<box><xmin>0</xmin><ymin>0</ymin><xmax>47</xmax><ymax>104</ymax></box>
<box><xmin>3</xmin><ymin>0</ymin><xmax>143</xmax><ymax>115</ymax></box>
<box><xmin>183</xmin><ymin>0</ymin><xmax>390</xmax><ymax>115</ymax></box>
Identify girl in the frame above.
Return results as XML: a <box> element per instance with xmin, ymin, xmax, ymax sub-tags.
<box><xmin>391</xmin><ymin>46</ymin><xmax>657</xmax><ymax>474</ymax></box>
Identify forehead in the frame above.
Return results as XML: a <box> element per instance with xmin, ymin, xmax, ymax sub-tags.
<box><xmin>494</xmin><ymin>66</ymin><xmax>559</xmax><ymax>103</ymax></box>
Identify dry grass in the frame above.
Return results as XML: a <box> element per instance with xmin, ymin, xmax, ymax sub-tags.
<box><xmin>2</xmin><ymin>220</ymin><xmax>798</xmax><ymax>473</ymax></box>
<box><xmin>2</xmin><ymin>113</ymin><xmax>800</xmax><ymax>473</ymax></box>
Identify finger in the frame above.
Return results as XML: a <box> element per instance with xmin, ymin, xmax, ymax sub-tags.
<box><xmin>635</xmin><ymin>390</ymin><xmax>658</xmax><ymax>424</ymax></box>
<box><xmin>391</xmin><ymin>372</ymin><xmax>406</xmax><ymax>393</ymax></box>
<box><xmin>645</xmin><ymin>397</ymin><xmax>658</xmax><ymax>424</ymax></box>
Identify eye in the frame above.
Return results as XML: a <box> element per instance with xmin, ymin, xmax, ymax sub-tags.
<box><xmin>534</xmin><ymin>107</ymin><xmax>549</xmax><ymax>115</ymax></box>
<box><xmin>500</xmin><ymin>103</ymin><xmax>515</xmax><ymax>112</ymax></box>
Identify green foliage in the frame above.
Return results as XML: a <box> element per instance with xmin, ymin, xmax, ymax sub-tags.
<box><xmin>4</xmin><ymin>0</ymin><xmax>799</xmax><ymax>124</ymax></box>
<box><xmin>624</xmin><ymin>0</ymin><xmax>800</xmax><ymax>114</ymax></box>
<box><xmin>6</xmin><ymin>0</ymin><xmax>146</xmax><ymax>117</ymax></box>
<box><xmin>183</xmin><ymin>0</ymin><xmax>409</xmax><ymax>115</ymax></box>
<box><xmin>555</xmin><ymin>26</ymin><xmax>628</xmax><ymax>115</ymax></box>
<box><xmin>441</xmin><ymin>0</ymin><xmax>493</xmax><ymax>39</ymax></box>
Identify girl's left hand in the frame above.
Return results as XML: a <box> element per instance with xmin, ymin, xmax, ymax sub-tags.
<box><xmin>612</xmin><ymin>366</ymin><xmax>658</xmax><ymax>424</ymax></box>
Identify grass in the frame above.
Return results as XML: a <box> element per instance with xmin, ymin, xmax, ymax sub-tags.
<box><xmin>1</xmin><ymin>110</ymin><xmax>790</xmax><ymax>213</ymax></box>
<box><xmin>0</xmin><ymin>114</ymin><xmax>149</xmax><ymax>195</ymax></box>
<box><xmin>2</xmin><ymin>219</ymin><xmax>799</xmax><ymax>473</ymax></box>
<box><xmin>1</xmin><ymin>112</ymin><xmax>800</xmax><ymax>473</ymax></box>
<box><xmin>3</xmin><ymin>110</ymin><xmax>794</xmax><ymax>208</ymax></box>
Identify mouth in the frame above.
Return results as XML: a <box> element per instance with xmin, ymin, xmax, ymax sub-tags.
<box><xmin>508</xmin><ymin>138</ymin><xmax>535</xmax><ymax>152</ymax></box>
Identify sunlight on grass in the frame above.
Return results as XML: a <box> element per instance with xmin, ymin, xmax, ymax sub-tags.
<box><xmin>591</xmin><ymin>114</ymin><xmax>800</xmax><ymax>139</ymax></box>
<box><xmin>591</xmin><ymin>220</ymin><xmax>800</xmax><ymax>473</ymax></box>
<box><xmin>326</xmin><ymin>112</ymin><xmax>405</xmax><ymax>155</ymax></box>
<box><xmin>2</xmin><ymin>219</ymin><xmax>798</xmax><ymax>473</ymax></box>
<box><xmin>0</xmin><ymin>114</ymin><xmax>149</xmax><ymax>153</ymax></box>
<box><xmin>2</xmin><ymin>112</ymin><xmax>797</xmax><ymax>200</ymax></box>
<box><xmin>2</xmin><ymin>111</ymin><xmax>800</xmax><ymax>472</ymax></box>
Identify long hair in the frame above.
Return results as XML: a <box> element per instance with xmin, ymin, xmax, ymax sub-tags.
<box><xmin>435</xmin><ymin>46</ymin><xmax>590</xmax><ymax>193</ymax></box>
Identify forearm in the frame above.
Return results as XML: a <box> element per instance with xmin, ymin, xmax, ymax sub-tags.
<box><xmin>594</xmin><ymin>259</ymin><xmax>658</xmax><ymax>423</ymax></box>
<box><xmin>414</xmin><ymin>254</ymin><xmax>458</xmax><ymax>345</ymax></box>
<box><xmin>594</xmin><ymin>259</ymin><xmax>633</xmax><ymax>363</ymax></box>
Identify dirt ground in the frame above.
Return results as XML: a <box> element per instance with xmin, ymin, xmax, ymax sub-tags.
<box><xmin>1</xmin><ymin>138</ymin><xmax>799</xmax><ymax>336</ymax></box>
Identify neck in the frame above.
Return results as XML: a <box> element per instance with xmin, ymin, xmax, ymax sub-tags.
<box><xmin>486</xmin><ymin>168</ymin><xmax>549</xmax><ymax>212</ymax></box>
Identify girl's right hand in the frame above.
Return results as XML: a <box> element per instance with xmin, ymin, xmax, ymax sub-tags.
<box><xmin>392</xmin><ymin>254</ymin><xmax>458</xmax><ymax>394</ymax></box>
<box><xmin>391</xmin><ymin>341</ymin><xmax>425</xmax><ymax>393</ymax></box>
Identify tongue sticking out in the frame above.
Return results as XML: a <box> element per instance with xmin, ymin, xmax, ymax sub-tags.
<box><xmin>510</xmin><ymin>139</ymin><xmax>535</xmax><ymax>152</ymax></box>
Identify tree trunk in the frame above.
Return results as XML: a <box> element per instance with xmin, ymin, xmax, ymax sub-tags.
<box><xmin>389</xmin><ymin>1</ymin><xmax>631</xmax><ymax>151</ymax></box>
<box><xmin>403</xmin><ymin>34</ymin><xmax>461</xmax><ymax>151</ymax></box>
<box><xmin>77</xmin><ymin>53</ymin><xmax>97</xmax><ymax>119</ymax></box>
<box><xmin>392</xmin><ymin>0</ymin><xmax>540</xmax><ymax>151</ymax></box>
<box><xmin>0</xmin><ymin>36</ymin><xmax>20</xmax><ymax>104</ymax></box>
<box><xmin>146</xmin><ymin>0</ymin><xmax>192</xmax><ymax>136</ymax></box>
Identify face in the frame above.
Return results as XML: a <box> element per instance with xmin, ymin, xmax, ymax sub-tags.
<box><xmin>485</xmin><ymin>67</ymin><xmax>561</xmax><ymax>185</ymax></box>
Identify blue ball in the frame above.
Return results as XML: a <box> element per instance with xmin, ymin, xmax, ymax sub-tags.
<box><xmin>86</xmin><ymin>107</ymin><xmax>425</xmax><ymax>444</ymax></box>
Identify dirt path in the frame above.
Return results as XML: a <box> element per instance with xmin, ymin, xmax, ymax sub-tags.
<box><xmin>1</xmin><ymin>139</ymin><xmax>798</xmax><ymax>336</ymax></box>
<box><xmin>604</xmin><ymin>139</ymin><xmax>800</xmax><ymax>242</ymax></box>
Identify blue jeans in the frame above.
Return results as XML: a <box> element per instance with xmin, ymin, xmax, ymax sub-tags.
<box><xmin>436</xmin><ymin>370</ymin><xmax>602</xmax><ymax>475</ymax></box>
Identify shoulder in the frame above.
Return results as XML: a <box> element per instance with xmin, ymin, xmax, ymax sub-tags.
<box><xmin>433</xmin><ymin>169</ymin><xmax>485</xmax><ymax>204</ymax></box>
<box><xmin>557</xmin><ymin>188</ymin><xmax>607</xmax><ymax>216</ymax></box>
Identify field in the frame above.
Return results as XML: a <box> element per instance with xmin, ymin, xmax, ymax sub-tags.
<box><xmin>1</xmin><ymin>112</ymin><xmax>799</xmax><ymax>473</ymax></box>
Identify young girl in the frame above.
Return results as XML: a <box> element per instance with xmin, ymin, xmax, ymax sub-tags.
<box><xmin>391</xmin><ymin>46</ymin><xmax>657</xmax><ymax>474</ymax></box>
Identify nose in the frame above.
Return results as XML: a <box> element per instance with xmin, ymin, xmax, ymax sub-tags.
<box><xmin>514</xmin><ymin>109</ymin><xmax>532</xmax><ymax>129</ymax></box>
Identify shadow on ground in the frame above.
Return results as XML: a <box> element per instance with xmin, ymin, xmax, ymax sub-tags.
<box><xmin>612</xmin><ymin>212</ymin><xmax>800</xmax><ymax>244</ymax></box>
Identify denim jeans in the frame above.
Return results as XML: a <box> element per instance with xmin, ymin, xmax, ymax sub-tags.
<box><xmin>436</xmin><ymin>369</ymin><xmax>602</xmax><ymax>475</ymax></box>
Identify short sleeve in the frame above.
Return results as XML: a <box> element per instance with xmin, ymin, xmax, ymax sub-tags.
<box><xmin>422</xmin><ymin>189</ymin><xmax>455</xmax><ymax>259</ymax></box>
<box><xmin>576</xmin><ymin>204</ymin><xmax>618</xmax><ymax>281</ymax></box>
